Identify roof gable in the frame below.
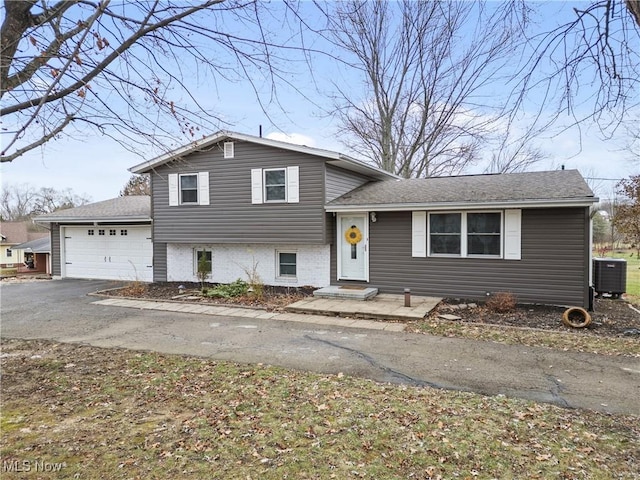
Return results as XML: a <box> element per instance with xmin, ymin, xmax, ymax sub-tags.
<box><xmin>129</xmin><ymin>130</ymin><xmax>398</xmax><ymax>181</ymax></box>
<box><xmin>326</xmin><ymin>170</ymin><xmax>597</xmax><ymax>211</ymax></box>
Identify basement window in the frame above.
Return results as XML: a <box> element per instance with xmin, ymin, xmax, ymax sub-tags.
<box><xmin>277</xmin><ymin>251</ymin><xmax>297</xmax><ymax>278</ymax></box>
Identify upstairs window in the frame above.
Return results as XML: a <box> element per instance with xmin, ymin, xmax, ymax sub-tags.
<box><xmin>180</xmin><ymin>174</ymin><xmax>198</xmax><ymax>204</ymax></box>
<box><xmin>168</xmin><ymin>172</ymin><xmax>209</xmax><ymax>206</ymax></box>
<box><xmin>251</xmin><ymin>166</ymin><xmax>299</xmax><ymax>204</ymax></box>
<box><xmin>264</xmin><ymin>168</ymin><xmax>287</xmax><ymax>202</ymax></box>
<box><xmin>6</xmin><ymin>248</ymin><xmax>12</xmax><ymax>258</ymax></box>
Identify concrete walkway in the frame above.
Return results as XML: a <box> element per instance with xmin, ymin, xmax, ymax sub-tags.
<box><xmin>92</xmin><ymin>298</ymin><xmax>407</xmax><ymax>332</ymax></box>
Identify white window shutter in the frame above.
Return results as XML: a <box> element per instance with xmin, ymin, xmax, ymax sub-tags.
<box><xmin>412</xmin><ymin>211</ymin><xmax>427</xmax><ymax>257</ymax></box>
<box><xmin>251</xmin><ymin>168</ymin><xmax>263</xmax><ymax>204</ymax></box>
<box><xmin>198</xmin><ymin>172</ymin><xmax>209</xmax><ymax>205</ymax></box>
<box><xmin>287</xmin><ymin>166</ymin><xmax>299</xmax><ymax>203</ymax></box>
<box><xmin>224</xmin><ymin>142</ymin><xmax>234</xmax><ymax>158</ymax></box>
<box><xmin>168</xmin><ymin>174</ymin><xmax>178</xmax><ymax>206</ymax></box>
<box><xmin>504</xmin><ymin>209</ymin><xmax>522</xmax><ymax>260</ymax></box>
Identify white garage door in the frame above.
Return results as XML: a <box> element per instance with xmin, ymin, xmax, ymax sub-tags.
<box><xmin>63</xmin><ymin>226</ymin><xmax>153</xmax><ymax>282</ymax></box>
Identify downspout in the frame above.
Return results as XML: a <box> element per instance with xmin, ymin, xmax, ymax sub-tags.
<box><xmin>588</xmin><ymin>207</ymin><xmax>598</xmax><ymax>310</ymax></box>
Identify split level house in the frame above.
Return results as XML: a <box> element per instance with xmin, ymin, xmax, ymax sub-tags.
<box><xmin>36</xmin><ymin>131</ymin><xmax>598</xmax><ymax>307</ymax></box>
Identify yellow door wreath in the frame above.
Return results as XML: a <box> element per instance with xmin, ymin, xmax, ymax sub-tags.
<box><xmin>345</xmin><ymin>225</ymin><xmax>363</xmax><ymax>245</ymax></box>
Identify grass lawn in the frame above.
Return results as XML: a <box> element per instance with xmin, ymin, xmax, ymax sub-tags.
<box><xmin>607</xmin><ymin>249</ymin><xmax>640</xmax><ymax>301</ymax></box>
<box><xmin>2</xmin><ymin>339</ymin><xmax>639</xmax><ymax>479</ymax></box>
<box><xmin>0</xmin><ymin>267</ymin><xmax>17</xmax><ymax>277</ymax></box>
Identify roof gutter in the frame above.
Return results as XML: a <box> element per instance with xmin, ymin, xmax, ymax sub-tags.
<box><xmin>34</xmin><ymin>216</ymin><xmax>152</xmax><ymax>224</ymax></box>
<box><xmin>325</xmin><ymin>197</ymin><xmax>598</xmax><ymax>212</ymax></box>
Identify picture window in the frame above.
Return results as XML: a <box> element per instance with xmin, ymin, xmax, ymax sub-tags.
<box><xmin>429</xmin><ymin>212</ymin><xmax>502</xmax><ymax>257</ymax></box>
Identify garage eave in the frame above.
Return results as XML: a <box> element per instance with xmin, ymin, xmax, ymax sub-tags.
<box><xmin>36</xmin><ymin>216</ymin><xmax>152</xmax><ymax>225</ymax></box>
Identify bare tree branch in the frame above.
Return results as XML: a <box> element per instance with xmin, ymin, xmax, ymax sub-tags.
<box><xmin>0</xmin><ymin>0</ymin><xmax>314</xmax><ymax>162</ymax></box>
<box><xmin>508</xmin><ymin>0</ymin><xmax>640</xmax><ymax>139</ymax></box>
<box><xmin>324</xmin><ymin>0</ymin><xmax>532</xmax><ymax>178</ymax></box>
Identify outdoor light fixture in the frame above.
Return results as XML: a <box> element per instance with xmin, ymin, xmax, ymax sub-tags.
<box><xmin>370</xmin><ymin>212</ymin><xmax>377</xmax><ymax>223</ymax></box>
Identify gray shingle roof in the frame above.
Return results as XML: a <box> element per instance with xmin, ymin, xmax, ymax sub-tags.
<box><xmin>13</xmin><ymin>236</ymin><xmax>51</xmax><ymax>253</ymax></box>
<box><xmin>326</xmin><ymin>170</ymin><xmax>596</xmax><ymax>210</ymax></box>
<box><xmin>34</xmin><ymin>196</ymin><xmax>151</xmax><ymax>223</ymax></box>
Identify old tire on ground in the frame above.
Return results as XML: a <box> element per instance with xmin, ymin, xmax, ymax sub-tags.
<box><xmin>562</xmin><ymin>307</ymin><xmax>592</xmax><ymax>328</ymax></box>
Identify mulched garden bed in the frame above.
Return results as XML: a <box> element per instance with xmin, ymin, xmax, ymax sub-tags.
<box><xmin>108</xmin><ymin>282</ymin><xmax>640</xmax><ymax>338</ymax></box>
<box><xmin>435</xmin><ymin>297</ymin><xmax>640</xmax><ymax>337</ymax></box>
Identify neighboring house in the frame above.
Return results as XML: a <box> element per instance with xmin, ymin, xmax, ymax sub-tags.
<box><xmin>128</xmin><ymin>130</ymin><xmax>597</xmax><ymax>307</ymax></box>
<box><xmin>34</xmin><ymin>196</ymin><xmax>153</xmax><ymax>282</ymax></box>
<box><xmin>0</xmin><ymin>222</ymin><xmax>48</xmax><ymax>270</ymax></box>
<box><xmin>38</xmin><ymin>130</ymin><xmax>598</xmax><ymax>307</ymax></box>
<box><xmin>13</xmin><ymin>236</ymin><xmax>51</xmax><ymax>274</ymax></box>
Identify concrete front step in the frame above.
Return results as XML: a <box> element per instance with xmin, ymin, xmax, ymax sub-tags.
<box><xmin>287</xmin><ymin>293</ymin><xmax>442</xmax><ymax>322</ymax></box>
<box><xmin>313</xmin><ymin>285</ymin><xmax>379</xmax><ymax>301</ymax></box>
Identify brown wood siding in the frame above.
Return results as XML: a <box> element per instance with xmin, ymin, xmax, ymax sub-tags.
<box><xmin>51</xmin><ymin>223</ymin><xmax>61</xmax><ymax>276</ymax></box>
<box><xmin>330</xmin><ymin>208</ymin><xmax>590</xmax><ymax>307</ymax></box>
<box><xmin>325</xmin><ymin>165</ymin><xmax>371</xmax><ymax>202</ymax></box>
<box><xmin>153</xmin><ymin>242</ymin><xmax>167</xmax><ymax>282</ymax></box>
<box><xmin>150</xmin><ymin>140</ymin><xmax>326</xmax><ymax>244</ymax></box>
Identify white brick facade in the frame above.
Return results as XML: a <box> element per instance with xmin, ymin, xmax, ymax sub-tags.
<box><xmin>166</xmin><ymin>243</ymin><xmax>330</xmax><ymax>287</ymax></box>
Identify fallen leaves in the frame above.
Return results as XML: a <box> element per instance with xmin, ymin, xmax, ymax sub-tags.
<box><xmin>1</xmin><ymin>338</ymin><xmax>638</xmax><ymax>479</ymax></box>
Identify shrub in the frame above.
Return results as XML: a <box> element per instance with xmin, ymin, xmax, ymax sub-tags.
<box><xmin>122</xmin><ymin>281</ymin><xmax>147</xmax><ymax>297</ymax></box>
<box><xmin>205</xmin><ymin>279</ymin><xmax>249</xmax><ymax>298</ymax></box>
<box><xmin>485</xmin><ymin>292</ymin><xmax>517</xmax><ymax>313</ymax></box>
<box><xmin>197</xmin><ymin>254</ymin><xmax>211</xmax><ymax>292</ymax></box>
<box><xmin>239</xmin><ymin>255</ymin><xmax>264</xmax><ymax>299</ymax></box>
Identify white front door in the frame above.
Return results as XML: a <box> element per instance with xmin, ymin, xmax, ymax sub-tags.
<box><xmin>338</xmin><ymin>213</ymin><xmax>368</xmax><ymax>281</ymax></box>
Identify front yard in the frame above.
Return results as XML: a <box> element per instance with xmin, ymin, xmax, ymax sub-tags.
<box><xmin>2</xmin><ymin>338</ymin><xmax>639</xmax><ymax>479</ymax></box>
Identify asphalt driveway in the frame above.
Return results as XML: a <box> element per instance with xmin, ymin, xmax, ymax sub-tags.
<box><xmin>1</xmin><ymin>279</ymin><xmax>639</xmax><ymax>415</ymax></box>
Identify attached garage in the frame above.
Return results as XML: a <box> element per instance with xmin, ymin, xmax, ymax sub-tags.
<box><xmin>35</xmin><ymin>196</ymin><xmax>153</xmax><ymax>282</ymax></box>
<box><xmin>63</xmin><ymin>225</ymin><xmax>152</xmax><ymax>282</ymax></box>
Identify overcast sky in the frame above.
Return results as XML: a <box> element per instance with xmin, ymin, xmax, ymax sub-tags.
<box><xmin>1</xmin><ymin>1</ymin><xmax>638</xmax><ymax>204</ymax></box>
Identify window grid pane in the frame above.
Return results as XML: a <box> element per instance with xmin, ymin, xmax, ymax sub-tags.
<box><xmin>196</xmin><ymin>250</ymin><xmax>212</xmax><ymax>273</ymax></box>
<box><xmin>467</xmin><ymin>213</ymin><xmax>501</xmax><ymax>256</ymax></box>
<box><xmin>265</xmin><ymin>169</ymin><xmax>286</xmax><ymax>201</ymax></box>
<box><xmin>180</xmin><ymin>175</ymin><xmax>198</xmax><ymax>203</ymax></box>
<box><xmin>279</xmin><ymin>252</ymin><xmax>296</xmax><ymax>276</ymax></box>
<box><xmin>430</xmin><ymin>213</ymin><xmax>461</xmax><ymax>255</ymax></box>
